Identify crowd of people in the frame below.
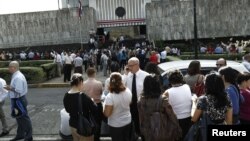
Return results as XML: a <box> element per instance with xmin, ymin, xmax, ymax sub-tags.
<box><xmin>0</xmin><ymin>55</ymin><xmax>250</xmax><ymax>141</ymax></box>
<box><xmin>58</xmin><ymin>56</ymin><xmax>249</xmax><ymax>141</ymax></box>
<box><xmin>1</xmin><ymin>38</ymin><xmax>250</xmax><ymax>141</ymax></box>
<box><xmin>200</xmin><ymin>38</ymin><xmax>250</xmax><ymax>54</ymax></box>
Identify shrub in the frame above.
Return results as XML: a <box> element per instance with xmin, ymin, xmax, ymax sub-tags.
<box><xmin>0</xmin><ymin>60</ymin><xmax>53</xmax><ymax>68</ymax></box>
<box><xmin>0</xmin><ymin>61</ymin><xmax>10</xmax><ymax>68</ymax></box>
<box><xmin>20</xmin><ymin>60</ymin><xmax>53</xmax><ymax>67</ymax></box>
<box><xmin>40</xmin><ymin>63</ymin><xmax>57</xmax><ymax>80</ymax></box>
<box><xmin>0</xmin><ymin>67</ymin><xmax>46</xmax><ymax>84</ymax></box>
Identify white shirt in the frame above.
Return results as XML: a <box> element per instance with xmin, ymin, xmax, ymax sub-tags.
<box><xmin>156</xmin><ymin>53</ymin><xmax>161</xmax><ymax>63</ymax></box>
<box><xmin>125</xmin><ymin>70</ymin><xmax>149</xmax><ymax>100</ymax></box>
<box><xmin>20</xmin><ymin>52</ymin><xmax>26</xmax><ymax>59</ymax></box>
<box><xmin>64</xmin><ymin>55</ymin><xmax>73</xmax><ymax>64</ymax></box>
<box><xmin>166</xmin><ymin>84</ymin><xmax>192</xmax><ymax>119</ymax></box>
<box><xmin>0</xmin><ymin>78</ymin><xmax>8</xmax><ymax>102</ymax></box>
<box><xmin>161</xmin><ymin>50</ymin><xmax>167</xmax><ymax>59</ymax></box>
<box><xmin>0</xmin><ymin>78</ymin><xmax>7</xmax><ymax>93</ymax></box>
<box><xmin>9</xmin><ymin>71</ymin><xmax>28</xmax><ymax>98</ymax></box>
<box><xmin>70</xmin><ymin>53</ymin><xmax>76</xmax><ymax>60</ymax></box>
<box><xmin>104</xmin><ymin>88</ymin><xmax>132</xmax><ymax>127</ymax></box>
<box><xmin>56</xmin><ymin>54</ymin><xmax>62</xmax><ymax>63</ymax></box>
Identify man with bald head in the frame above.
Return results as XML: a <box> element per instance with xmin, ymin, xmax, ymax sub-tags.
<box><xmin>4</xmin><ymin>61</ymin><xmax>33</xmax><ymax>141</ymax></box>
<box><xmin>216</xmin><ymin>58</ymin><xmax>227</xmax><ymax>70</ymax></box>
<box><xmin>125</xmin><ymin>57</ymin><xmax>148</xmax><ymax>141</ymax></box>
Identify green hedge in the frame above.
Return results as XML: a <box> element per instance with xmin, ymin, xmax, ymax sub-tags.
<box><xmin>20</xmin><ymin>60</ymin><xmax>53</xmax><ymax>67</ymax></box>
<box><xmin>0</xmin><ymin>60</ymin><xmax>53</xmax><ymax>68</ymax></box>
<box><xmin>40</xmin><ymin>63</ymin><xmax>57</xmax><ymax>80</ymax></box>
<box><xmin>179</xmin><ymin>54</ymin><xmax>244</xmax><ymax>60</ymax></box>
<box><xmin>181</xmin><ymin>52</ymin><xmax>195</xmax><ymax>55</ymax></box>
<box><xmin>0</xmin><ymin>67</ymin><xmax>46</xmax><ymax>84</ymax></box>
<box><xmin>0</xmin><ymin>61</ymin><xmax>10</xmax><ymax>68</ymax></box>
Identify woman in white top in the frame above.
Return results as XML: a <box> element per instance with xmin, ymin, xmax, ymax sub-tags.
<box><xmin>163</xmin><ymin>70</ymin><xmax>192</xmax><ymax>141</ymax></box>
<box><xmin>103</xmin><ymin>72</ymin><xmax>132</xmax><ymax>141</ymax></box>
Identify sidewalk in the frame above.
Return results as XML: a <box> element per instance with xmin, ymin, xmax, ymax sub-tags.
<box><xmin>28</xmin><ymin>71</ymin><xmax>109</xmax><ymax>88</ymax></box>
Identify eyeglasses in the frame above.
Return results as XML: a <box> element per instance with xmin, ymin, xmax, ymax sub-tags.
<box><xmin>216</xmin><ymin>64</ymin><xmax>224</xmax><ymax>66</ymax></box>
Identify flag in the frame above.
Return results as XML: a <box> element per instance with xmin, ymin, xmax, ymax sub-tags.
<box><xmin>78</xmin><ymin>0</ymin><xmax>82</xmax><ymax>19</ymax></box>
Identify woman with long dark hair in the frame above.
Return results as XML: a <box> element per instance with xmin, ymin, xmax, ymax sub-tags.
<box><xmin>192</xmin><ymin>73</ymin><xmax>232</xmax><ymax>125</ymax></box>
<box><xmin>184</xmin><ymin>60</ymin><xmax>205</xmax><ymax>97</ymax></box>
<box><xmin>138</xmin><ymin>74</ymin><xmax>181</xmax><ymax>141</ymax></box>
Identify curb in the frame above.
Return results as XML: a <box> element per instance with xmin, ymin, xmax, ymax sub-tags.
<box><xmin>28</xmin><ymin>83</ymin><xmax>70</xmax><ymax>88</ymax></box>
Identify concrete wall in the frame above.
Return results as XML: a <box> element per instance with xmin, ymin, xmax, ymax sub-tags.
<box><xmin>0</xmin><ymin>7</ymin><xmax>96</xmax><ymax>48</ymax></box>
<box><xmin>146</xmin><ymin>0</ymin><xmax>250</xmax><ymax>40</ymax></box>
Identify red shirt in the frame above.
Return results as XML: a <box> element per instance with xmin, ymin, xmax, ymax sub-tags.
<box><xmin>240</xmin><ymin>89</ymin><xmax>250</xmax><ymax>121</ymax></box>
<box><xmin>149</xmin><ymin>54</ymin><xmax>158</xmax><ymax>64</ymax></box>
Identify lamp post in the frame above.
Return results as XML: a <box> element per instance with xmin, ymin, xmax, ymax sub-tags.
<box><xmin>193</xmin><ymin>0</ymin><xmax>198</xmax><ymax>59</ymax></box>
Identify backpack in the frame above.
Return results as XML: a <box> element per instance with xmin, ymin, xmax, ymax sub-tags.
<box><xmin>149</xmin><ymin>96</ymin><xmax>182</xmax><ymax>141</ymax></box>
<box><xmin>193</xmin><ymin>75</ymin><xmax>205</xmax><ymax>97</ymax></box>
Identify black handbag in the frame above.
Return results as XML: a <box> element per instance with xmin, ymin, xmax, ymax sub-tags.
<box><xmin>77</xmin><ymin>93</ymin><xmax>96</xmax><ymax>136</ymax></box>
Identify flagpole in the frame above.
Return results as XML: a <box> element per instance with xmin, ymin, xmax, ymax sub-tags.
<box><xmin>78</xmin><ymin>0</ymin><xmax>83</xmax><ymax>50</ymax></box>
<box><xmin>79</xmin><ymin>18</ymin><xmax>83</xmax><ymax>50</ymax></box>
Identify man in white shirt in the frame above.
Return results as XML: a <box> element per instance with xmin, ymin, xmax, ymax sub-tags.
<box><xmin>101</xmin><ymin>52</ymin><xmax>109</xmax><ymax>76</ymax></box>
<box><xmin>0</xmin><ymin>78</ymin><xmax>9</xmax><ymax>137</ymax></box>
<box><xmin>125</xmin><ymin>57</ymin><xmax>149</xmax><ymax>140</ymax></box>
<box><xmin>63</xmin><ymin>52</ymin><xmax>73</xmax><ymax>82</ymax></box>
<box><xmin>73</xmin><ymin>53</ymin><xmax>83</xmax><ymax>74</ymax></box>
<box><xmin>55</xmin><ymin>52</ymin><xmax>62</xmax><ymax>77</ymax></box>
<box><xmin>20</xmin><ymin>51</ymin><xmax>27</xmax><ymax>60</ymax></box>
<box><xmin>160</xmin><ymin>49</ymin><xmax>167</xmax><ymax>63</ymax></box>
<box><xmin>4</xmin><ymin>61</ymin><xmax>33</xmax><ymax>141</ymax></box>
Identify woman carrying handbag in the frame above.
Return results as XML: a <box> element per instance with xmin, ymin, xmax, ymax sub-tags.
<box><xmin>63</xmin><ymin>73</ymin><xmax>97</xmax><ymax>141</ymax></box>
<box><xmin>188</xmin><ymin>73</ymin><xmax>232</xmax><ymax>141</ymax></box>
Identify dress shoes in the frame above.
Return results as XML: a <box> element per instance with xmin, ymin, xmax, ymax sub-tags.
<box><xmin>0</xmin><ymin>131</ymin><xmax>9</xmax><ymax>137</ymax></box>
<box><xmin>24</xmin><ymin>137</ymin><xmax>33</xmax><ymax>141</ymax></box>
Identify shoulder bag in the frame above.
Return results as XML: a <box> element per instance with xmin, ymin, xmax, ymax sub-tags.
<box><xmin>193</xmin><ymin>75</ymin><xmax>205</xmax><ymax>97</ymax></box>
<box><xmin>77</xmin><ymin>93</ymin><xmax>96</xmax><ymax>136</ymax></box>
